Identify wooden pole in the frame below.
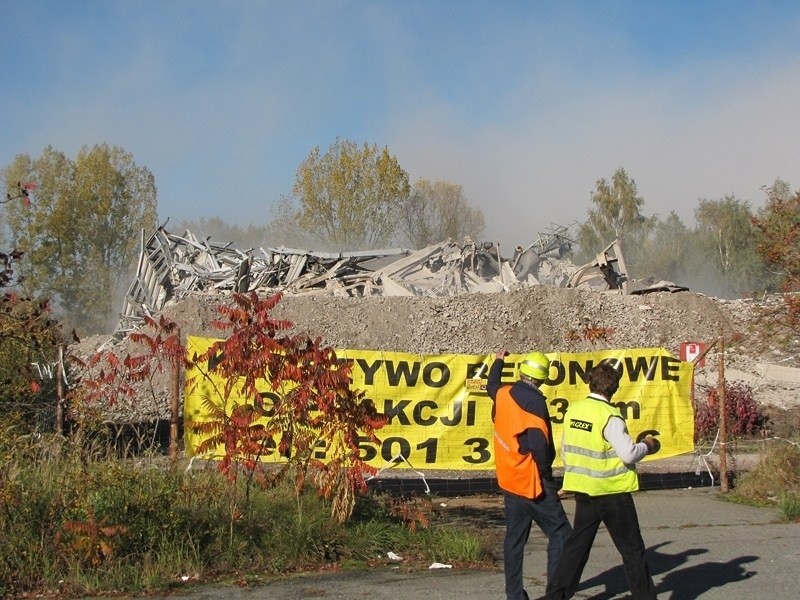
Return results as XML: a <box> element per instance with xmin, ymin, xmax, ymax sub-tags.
<box><xmin>55</xmin><ymin>344</ymin><xmax>65</xmax><ymax>436</ymax></box>
<box><xmin>170</xmin><ymin>328</ymin><xmax>181</xmax><ymax>464</ymax></box>
<box><xmin>691</xmin><ymin>338</ymin><xmax>718</xmax><ymax>367</ymax></box>
<box><xmin>718</xmin><ymin>334</ymin><xmax>729</xmax><ymax>493</ymax></box>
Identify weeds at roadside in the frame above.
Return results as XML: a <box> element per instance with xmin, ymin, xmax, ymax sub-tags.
<box><xmin>345</xmin><ymin>492</ymin><xmax>495</xmax><ymax>568</ymax></box>
<box><xmin>778</xmin><ymin>493</ymin><xmax>800</xmax><ymax>521</ymax></box>
<box><xmin>727</xmin><ymin>440</ymin><xmax>800</xmax><ymax>521</ymax></box>
<box><xmin>0</xmin><ymin>430</ymin><xmax>494</xmax><ymax>598</ymax></box>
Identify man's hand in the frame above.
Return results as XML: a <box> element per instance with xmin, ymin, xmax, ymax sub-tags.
<box><xmin>643</xmin><ymin>435</ymin><xmax>661</xmax><ymax>455</ymax></box>
<box><xmin>636</xmin><ymin>430</ymin><xmax>662</xmax><ymax>455</ymax></box>
<box><xmin>496</xmin><ymin>349</ymin><xmax>508</xmax><ymax>360</ymax></box>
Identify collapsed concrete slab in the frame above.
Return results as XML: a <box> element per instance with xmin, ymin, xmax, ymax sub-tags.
<box><xmin>114</xmin><ymin>224</ymin><xmax>684</xmax><ymax>336</ymax></box>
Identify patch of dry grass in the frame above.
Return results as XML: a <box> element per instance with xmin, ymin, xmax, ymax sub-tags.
<box><xmin>730</xmin><ymin>440</ymin><xmax>800</xmax><ymax>520</ymax></box>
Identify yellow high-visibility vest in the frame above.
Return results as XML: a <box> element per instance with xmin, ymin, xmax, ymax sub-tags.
<box><xmin>561</xmin><ymin>397</ymin><xmax>639</xmax><ymax>496</ymax></box>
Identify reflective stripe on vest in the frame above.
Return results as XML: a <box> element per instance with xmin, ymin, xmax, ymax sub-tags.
<box><xmin>561</xmin><ymin>397</ymin><xmax>639</xmax><ymax>496</ymax></box>
<box><xmin>493</xmin><ymin>385</ymin><xmax>547</xmax><ymax>499</ymax></box>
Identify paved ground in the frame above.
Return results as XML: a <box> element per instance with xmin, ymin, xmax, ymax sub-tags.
<box><xmin>145</xmin><ymin>486</ymin><xmax>799</xmax><ymax>600</ymax></box>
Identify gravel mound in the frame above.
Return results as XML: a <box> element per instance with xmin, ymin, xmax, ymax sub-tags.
<box><xmin>73</xmin><ymin>286</ymin><xmax>800</xmax><ymax>423</ymax></box>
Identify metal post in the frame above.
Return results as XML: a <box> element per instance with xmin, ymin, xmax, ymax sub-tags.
<box><xmin>612</xmin><ymin>239</ymin><xmax>630</xmax><ymax>295</ymax></box>
<box><xmin>718</xmin><ymin>334</ymin><xmax>729</xmax><ymax>493</ymax></box>
<box><xmin>496</xmin><ymin>241</ymin><xmax>504</xmax><ymax>287</ymax></box>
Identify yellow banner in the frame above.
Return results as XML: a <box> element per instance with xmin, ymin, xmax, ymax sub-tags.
<box><xmin>185</xmin><ymin>336</ymin><xmax>694</xmax><ymax>470</ymax></box>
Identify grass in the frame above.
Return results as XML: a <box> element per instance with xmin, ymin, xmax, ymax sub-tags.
<box><xmin>0</xmin><ymin>428</ymin><xmax>496</xmax><ymax>598</ymax></box>
<box><xmin>727</xmin><ymin>438</ymin><xmax>800</xmax><ymax>521</ymax></box>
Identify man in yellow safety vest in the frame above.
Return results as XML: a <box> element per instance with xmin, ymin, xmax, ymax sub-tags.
<box><xmin>545</xmin><ymin>362</ymin><xmax>660</xmax><ymax>600</ymax></box>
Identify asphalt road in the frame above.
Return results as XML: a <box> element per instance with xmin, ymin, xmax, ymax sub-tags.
<box><xmin>141</xmin><ymin>487</ymin><xmax>799</xmax><ymax>600</ymax></box>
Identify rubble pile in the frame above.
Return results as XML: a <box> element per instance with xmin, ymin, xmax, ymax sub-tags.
<box><xmin>75</xmin><ymin>283</ymin><xmax>800</xmax><ymax>425</ymax></box>
<box><xmin>69</xmin><ymin>224</ymin><xmax>798</xmax><ymax>426</ymax></box>
<box><xmin>114</xmin><ymin>224</ymin><xmax>649</xmax><ymax>336</ymax></box>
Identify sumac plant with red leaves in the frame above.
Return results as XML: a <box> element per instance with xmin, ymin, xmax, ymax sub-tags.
<box><xmin>68</xmin><ymin>315</ymin><xmax>185</xmax><ymax>424</ymax></box>
<box><xmin>0</xmin><ymin>248</ymin><xmax>62</xmax><ymax>430</ymax></box>
<box><xmin>187</xmin><ymin>291</ymin><xmax>387</xmax><ymax>523</ymax></box>
<box><xmin>694</xmin><ymin>380</ymin><xmax>767</xmax><ymax>442</ymax></box>
<box><xmin>567</xmin><ymin>323</ymin><xmax>615</xmax><ymax>345</ymax></box>
<box><xmin>751</xmin><ymin>186</ymin><xmax>800</xmax><ymax>347</ymax></box>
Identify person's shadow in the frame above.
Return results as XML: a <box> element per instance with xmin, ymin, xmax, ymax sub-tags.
<box><xmin>574</xmin><ymin>542</ymin><xmax>756</xmax><ymax>599</ymax></box>
<box><xmin>655</xmin><ymin>554</ymin><xmax>757</xmax><ymax>599</ymax></box>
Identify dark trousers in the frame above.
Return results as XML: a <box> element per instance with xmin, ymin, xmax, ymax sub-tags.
<box><xmin>503</xmin><ymin>479</ymin><xmax>572</xmax><ymax>600</ymax></box>
<box><xmin>545</xmin><ymin>491</ymin><xmax>656</xmax><ymax>600</ymax></box>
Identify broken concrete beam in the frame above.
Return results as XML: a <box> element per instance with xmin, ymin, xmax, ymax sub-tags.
<box><xmin>371</xmin><ymin>241</ymin><xmax>449</xmax><ymax>280</ymax></box>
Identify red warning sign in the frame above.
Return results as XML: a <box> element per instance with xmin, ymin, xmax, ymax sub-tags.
<box><xmin>680</xmin><ymin>342</ymin><xmax>706</xmax><ymax>367</ymax></box>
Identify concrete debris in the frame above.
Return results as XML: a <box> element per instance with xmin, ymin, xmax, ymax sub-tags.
<box><xmin>114</xmin><ymin>223</ymin><xmax>682</xmax><ymax>336</ymax></box>
<box><xmin>80</xmin><ymin>280</ymin><xmax>800</xmax><ymax>425</ymax></box>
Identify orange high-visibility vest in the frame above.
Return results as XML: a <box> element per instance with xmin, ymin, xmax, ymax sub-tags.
<box><xmin>493</xmin><ymin>385</ymin><xmax>548</xmax><ymax>499</ymax></box>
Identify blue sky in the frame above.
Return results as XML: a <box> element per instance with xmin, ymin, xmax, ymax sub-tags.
<box><xmin>2</xmin><ymin>0</ymin><xmax>799</xmax><ymax>249</ymax></box>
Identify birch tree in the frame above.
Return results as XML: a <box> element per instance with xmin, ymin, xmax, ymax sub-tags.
<box><xmin>576</xmin><ymin>167</ymin><xmax>652</xmax><ymax>267</ymax></box>
<box><xmin>398</xmin><ymin>179</ymin><xmax>485</xmax><ymax>248</ymax></box>
<box><xmin>694</xmin><ymin>194</ymin><xmax>760</xmax><ymax>290</ymax></box>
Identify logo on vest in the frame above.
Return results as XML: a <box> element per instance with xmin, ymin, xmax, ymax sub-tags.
<box><xmin>569</xmin><ymin>419</ymin><xmax>593</xmax><ymax>432</ymax></box>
